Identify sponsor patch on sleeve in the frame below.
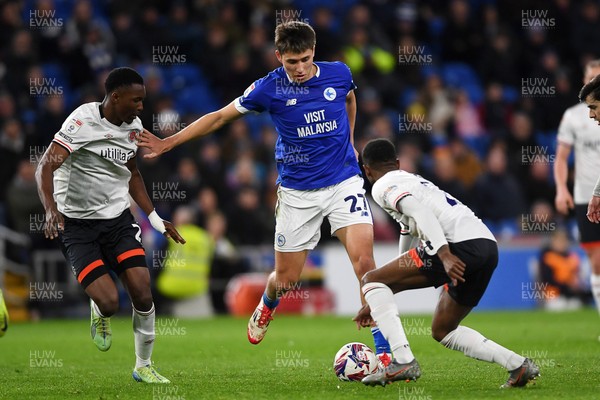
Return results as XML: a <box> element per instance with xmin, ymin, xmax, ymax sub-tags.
<box><xmin>57</xmin><ymin>131</ymin><xmax>73</xmax><ymax>143</ymax></box>
<box><xmin>64</xmin><ymin>118</ymin><xmax>83</xmax><ymax>135</ymax></box>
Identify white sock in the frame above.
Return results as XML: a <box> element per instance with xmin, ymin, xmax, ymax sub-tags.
<box><xmin>133</xmin><ymin>303</ymin><xmax>155</xmax><ymax>369</ymax></box>
<box><xmin>591</xmin><ymin>274</ymin><xmax>600</xmax><ymax>315</ymax></box>
<box><xmin>363</xmin><ymin>282</ymin><xmax>414</xmax><ymax>364</ymax></box>
<box><xmin>440</xmin><ymin>326</ymin><xmax>525</xmax><ymax>371</ymax></box>
<box><xmin>91</xmin><ymin>299</ymin><xmax>105</xmax><ymax>318</ymax></box>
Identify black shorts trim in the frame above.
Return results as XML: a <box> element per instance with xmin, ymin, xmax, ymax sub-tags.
<box><xmin>413</xmin><ymin>238</ymin><xmax>498</xmax><ymax>307</ymax></box>
<box><xmin>575</xmin><ymin>204</ymin><xmax>600</xmax><ymax>245</ymax></box>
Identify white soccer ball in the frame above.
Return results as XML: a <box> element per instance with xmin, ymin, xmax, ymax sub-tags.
<box><xmin>333</xmin><ymin>342</ymin><xmax>378</xmax><ymax>381</ymax></box>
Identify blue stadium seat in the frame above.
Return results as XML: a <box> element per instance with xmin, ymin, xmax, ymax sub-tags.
<box><xmin>441</xmin><ymin>63</ymin><xmax>480</xmax><ymax>87</ymax></box>
<box><xmin>502</xmin><ymin>86</ymin><xmax>519</xmax><ymax>103</ymax></box>
<box><xmin>168</xmin><ymin>65</ymin><xmax>206</xmax><ymax>92</ymax></box>
<box><xmin>174</xmin><ymin>84</ymin><xmax>219</xmax><ymax>116</ymax></box>
<box><xmin>441</xmin><ymin>63</ymin><xmax>484</xmax><ymax>104</ymax></box>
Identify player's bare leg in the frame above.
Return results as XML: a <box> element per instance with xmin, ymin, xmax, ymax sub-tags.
<box><xmin>247</xmin><ymin>250</ymin><xmax>308</xmax><ymax>344</ymax></box>
<box><xmin>337</xmin><ymin>223</ymin><xmax>394</xmax><ymax>365</ymax></box>
<box><xmin>120</xmin><ymin>267</ymin><xmax>169</xmax><ymax>383</ymax></box>
<box><xmin>585</xmin><ymin>247</ymin><xmax>600</xmax><ymax>320</ymax></box>
<box><xmin>85</xmin><ymin>275</ymin><xmax>119</xmax><ymax>352</ymax></box>
<box><xmin>433</xmin><ymin>290</ymin><xmax>539</xmax><ymax>388</ymax></box>
<box><xmin>359</xmin><ymin>252</ymin><xmax>429</xmax><ymax>386</ymax></box>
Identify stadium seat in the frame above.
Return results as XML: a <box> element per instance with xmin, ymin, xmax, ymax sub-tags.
<box><xmin>168</xmin><ymin>65</ymin><xmax>206</xmax><ymax>92</ymax></box>
<box><xmin>174</xmin><ymin>84</ymin><xmax>219</xmax><ymax>116</ymax></box>
<box><xmin>441</xmin><ymin>63</ymin><xmax>484</xmax><ymax>104</ymax></box>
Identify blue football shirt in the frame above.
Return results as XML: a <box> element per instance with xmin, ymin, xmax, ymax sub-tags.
<box><xmin>234</xmin><ymin>61</ymin><xmax>361</xmax><ymax>190</ymax></box>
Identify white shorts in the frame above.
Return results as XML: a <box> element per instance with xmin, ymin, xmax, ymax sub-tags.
<box><xmin>274</xmin><ymin>175</ymin><xmax>373</xmax><ymax>252</ymax></box>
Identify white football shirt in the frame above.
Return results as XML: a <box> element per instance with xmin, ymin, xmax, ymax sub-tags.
<box><xmin>52</xmin><ymin>102</ymin><xmax>142</xmax><ymax>219</ymax></box>
<box><xmin>371</xmin><ymin>170</ymin><xmax>496</xmax><ymax>255</ymax></box>
<box><xmin>557</xmin><ymin>102</ymin><xmax>600</xmax><ymax>204</ymax></box>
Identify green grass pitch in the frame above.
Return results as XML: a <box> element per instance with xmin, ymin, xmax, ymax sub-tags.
<box><xmin>2</xmin><ymin>309</ymin><xmax>599</xmax><ymax>399</ymax></box>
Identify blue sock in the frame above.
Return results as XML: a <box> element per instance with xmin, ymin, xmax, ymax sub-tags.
<box><xmin>262</xmin><ymin>292</ymin><xmax>280</xmax><ymax>310</ymax></box>
<box><xmin>371</xmin><ymin>327</ymin><xmax>391</xmax><ymax>355</ymax></box>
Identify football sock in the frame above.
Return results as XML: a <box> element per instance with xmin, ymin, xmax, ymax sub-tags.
<box><xmin>91</xmin><ymin>299</ymin><xmax>105</xmax><ymax>318</ymax></box>
<box><xmin>591</xmin><ymin>274</ymin><xmax>600</xmax><ymax>315</ymax></box>
<box><xmin>262</xmin><ymin>292</ymin><xmax>280</xmax><ymax>310</ymax></box>
<box><xmin>440</xmin><ymin>325</ymin><xmax>525</xmax><ymax>371</ymax></box>
<box><xmin>133</xmin><ymin>303</ymin><xmax>155</xmax><ymax>369</ymax></box>
<box><xmin>371</xmin><ymin>327</ymin><xmax>391</xmax><ymax>355</ymax></box>
<box><xmin>363</xmin><ymin>282</ymin><xmax>414</xmax><ymax>364</ymax></box>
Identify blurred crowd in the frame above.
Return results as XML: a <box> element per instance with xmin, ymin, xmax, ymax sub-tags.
<box><xmin>0</xmin><ymin>0</ymin><xmax>597</xmax><ymax>255</ymax></box>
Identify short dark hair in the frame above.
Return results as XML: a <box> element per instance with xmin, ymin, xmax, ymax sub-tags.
<box><xmin>362</xmin><ymin>138</ymin><xmax>397</xmax><ymax>167</ymax></box>
<box><xmin>579</xmin><ymin>73</ymin><xmax>600</xmax><ymax>102</ymax></box>
<box><xmin>275</xmin><ymin>21</ymin><xmax>316</xmax><ymax>55</ymax></box>
<box><xmin>104</xmin><ymin>67</ymin><xmax>144</xmax><ymax>94</ymax></box>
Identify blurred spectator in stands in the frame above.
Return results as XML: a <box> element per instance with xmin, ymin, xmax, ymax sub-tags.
<box><xmin>5</xmin><ymin>30</ymin><xmax>38</xmax><ymax>109</ymax></box>
<box><xmin>137</xmin><ymin>5</ymin><xmax>171</xmax><ymax>62</ymax></box>
<box><xmin>254</xmin><ymin>125</ymin><xmax>277</xmax><ymax>169</ymax></box>
<box><xmin>227</xmin><ymin>186</ymin><xmax>273</xmax><ymax>246</ymax></box>
<box><xmin>206</xmin><ymin>211</ymin><xmax>247</xmax><ymax>314</ymax></box>
<box><xmin>81</xmin><ymin>21</ymin><xmax>114</xmax><ymax>74</ymax></box>
<box><xmin>0</xmin><ymin>1</ymin><xmax>22</xmax><ymax>43</ymax></box>
<box><xmin>221</xmin><ymin>118</ymin><xmax>252</xmax><ymax>164</ymax></box>
<box><xmin>246</xmin><ymin>25</ymin><xmax>270</xmax><ymax>77</ymax></box>
<box><xmin>344</xmin><ymin>3</ymin><xmax>393</xmax><ymax>52</ymax></box>
<box><xmin>33</xmin><ymin>0</ymin><xmax>64</xmax><ymax>63</ymax></box>
<box><xmin>397</xmin><ymin>138</ymin><xmax>426</xmax><ymax>175</ymax></box>
<box><xmin>226</xmin><ymin>151</ymin><xmax>263</xmax><ymax>192</ymax></box>
<box><xmin>429</xmin><ymin>146</ymin><xmax>470</xmax><ymax>207</ymax></box>
<box><xmin>536</xmin><ymin>71</ymin><xmax>575</xmax><ymax>132</ymax></box>
<box><xmin>170</xmin><ymin>157</ymin><xmax>202</xmax><ymax>203</ymax></box>
<box><xmin>473</xmin><ymin>141</ymin><xmax>525</xmax><ymax>227</ymax></box>
<box><xmin>366</xmin><ymin>114</ymin><xmax>395</xmax><ymax>141</ymax></box>
<box><xmin>571</xmin><ymin>0</ymin><xmax>600</xmax><ymax>64</ymax></box>
<box><xmin>6</xmin><ymin>160</ymin><xmax>44</xmax><ymax>236</ymax></box>
<box><xmin>396</xmin><ymin>35</ymin><xmax>425</xmax><ymax>87</ymax></box>
<box><xmin>506</xmin><ymin>111</ymin><xmax>537</xmax><ymax>182</ymax></box>
<box><xmin>166</xmin><ymin>2</ymin><xmax>203</xmax><ymax>65</ymax></box>
<box><xmin>520</xmin><ymin>27</ymin><xmax>550</xmax><ymax>80</ymax></box>
<box><xmin>223</xmin><ymin>46</ymin><xmax>253</xmax><ymax>103</ymax></box>
<box><xmin>453</xmin><ymin>89</ymin><xmax>485</xmax><ymax>139</ymax></box>
<box><xmin>480</xmin><ymin>82</ymin><xmax>511</xmax><ymax>139</ymax></box>
<box><xmin>34</xmin><ymin>96</ymin><xmax>68</xmax><ymax>147</ymax></box>
<box><xmin>424</xmin><ymin>74</ymin><xmax>454</xmax><ymax>137</ymax></box>
<box><xmin>522</xmin><ymin>161</ymin><xmax>556</xmax><ymax>209</ymax></box>
<box><xmin>156</xmin><ymin>205</ymin><xmax>214</xmax><ymax>317</ymax></box>
<box><xmin>111</xmin><ymin>11</ymin><xmax>143</xmax><ymax>64</ymax></box>
<box><xmin>355</xmin><ymin>87</ymin><xmax>386</xmax><ymax>140</ymax></box>
<box><xmin>440</xmin><ymin>0</ymin><xmax>482</xmax><ymax>64</ymax></box>
<box><xmin>538</xmin><ymin>228</ymin><xmax>589</xmax><ymax>311</ymax></box>
<box><xmin>343</xmin><ymin>26</ymin><xmax>395</xmax><ymax>79</ymax></box>
<box><xmin>63</xmin><ymin>0</ymin><xmax>112</xmax><ymax>87</ymax></box>
<box><xmin>193</xmin><ymin>187</ymin><xmax>220</xmax><ymax>228</ymax></box>
<box><xmin>479</xmin><ymin>28</ymin><xmax>519</xmax><ymax>86</ymax></box>
<box><xmin>0</xmin><ymin>92</ymin><xmax>17</xmax><ymax>126</ymax></box>
<box><xmin>312</xmin><ymin>7</ymin><xmax>342</xmax><ymax>62</ymax></box>
<box><xmin>197</xmin><ymin>140</ymin><xmax>227</xmax><ymax>200</ymax></box>
<box><xmin>448</xmin><ymin>137</ymin><xmax>483</xmax><ymax>192</ymax></box>
<box><xmin>201</xmin><ymin>23</ymin><xmax>231</xmax><ymax>98</ymax></box>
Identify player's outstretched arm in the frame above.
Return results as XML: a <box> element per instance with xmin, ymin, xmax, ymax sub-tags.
<box><xmin>137</xmin><ymin>102</ymin><xmax>243</xmax><ymax>159</ymax></box>
<box><xmin>35</xmin><ymin>143</ymin><xmax>69</xmax><ymax>240</ymax></box>
<box><xmin>126</xmin><ymin>157</ymin><xmax>186</xmax><ymax>244</ymax></box>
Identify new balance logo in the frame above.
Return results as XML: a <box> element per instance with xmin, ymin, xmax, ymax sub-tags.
<box><xmin>286</xmin><ymin>98</ymin><xmax>297</xmax><ymax>106</ymax></box>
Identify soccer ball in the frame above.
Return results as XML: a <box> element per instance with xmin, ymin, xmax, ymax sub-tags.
<box><xmin>333</xmin><ymin>342</ymin><xmax>378</xmax><ymax>381</ymax></box>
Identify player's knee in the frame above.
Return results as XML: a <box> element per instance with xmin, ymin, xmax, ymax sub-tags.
<box><xmin>131</xmin><ymin>291</ymin><xmax>153</xmax><ymax>312</ymax></box>
<box><xmin>96</xmin><ymin>296</ymin><xmax>119</xmax><ymax>317</ymax></box>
